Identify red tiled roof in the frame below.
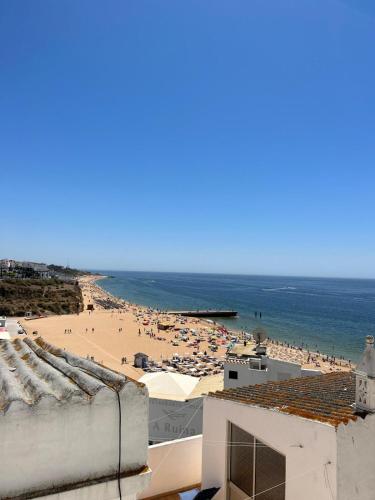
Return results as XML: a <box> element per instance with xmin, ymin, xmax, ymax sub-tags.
<box><xmin>207</xmin><ymin>371</ymin><xmax>357</xmax><ymax>427</ymax></box>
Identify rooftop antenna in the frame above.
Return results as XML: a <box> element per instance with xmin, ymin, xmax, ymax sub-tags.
<box><xmin>253</xmin><ymin>326</ymin><xmax>267</xmax><ymax>345</ymax></box>
<box><xmin>252</xmin><ymin>326</ymin><xmax>267</xmax><ymax>355</ymax></box>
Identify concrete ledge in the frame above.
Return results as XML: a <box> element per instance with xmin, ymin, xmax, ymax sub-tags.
<box><xmin>5</xmin><ymin>466</ymin><xmax>151</xmax><ymax>500</ymax></box>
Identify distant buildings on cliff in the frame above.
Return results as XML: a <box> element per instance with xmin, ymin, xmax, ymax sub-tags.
<box><xmin>0</xmin><ymin>259</ymin><xmax>51</xmax><ymax>279</ymax></box>
<box><xmin>0</xmin><ymin>258</ymin><xmax>87</xmax><ymax>282</ymax></box>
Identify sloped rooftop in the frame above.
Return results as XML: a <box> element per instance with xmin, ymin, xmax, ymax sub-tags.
<box><xmin>0</xmin><ymin>336</ymin><xmax>131</xmax><ymax>412</ymax></box>
<box><xmin>207</xmin><ymin>371</ymin><xmax>357</xmax><ymax>427</ymax></box>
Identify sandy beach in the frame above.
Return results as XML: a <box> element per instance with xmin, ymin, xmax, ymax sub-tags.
<box><xmin>19</xmin><ymin>275</ymin><xmax>352</xmax><ymax>380</ymax></box>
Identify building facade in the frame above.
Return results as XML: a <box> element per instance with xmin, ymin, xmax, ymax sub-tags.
<box><xmin>224</xmin><ymin>355</ymin><xmax>320</xmax><ymax>389</ymax></box>
<box><xmin>0</xmin><ymin>259</ymin><xmax>51</xmax><ymax>279</ymax></box>
<box><xmin>202</xmin><ymin>368</ymin><xmax>375</xmax><ymax>500</ymax></box>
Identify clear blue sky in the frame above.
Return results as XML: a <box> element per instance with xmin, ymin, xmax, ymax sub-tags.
<box><xmin>1</xmin><ymin>0</ymin><xmax>374</xmax><ymax>278</ymax></box>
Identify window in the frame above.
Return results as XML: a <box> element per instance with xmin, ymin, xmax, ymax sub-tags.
<box><xmin>229</xmin><ymin>370</ymin><xmax>238</xmax><ymax>380</ymax></box>
<box><xmin>228</xmin><ymin>423</ymin><xmax>285</xmax><ymax>500</ymax></box>
<box><xmin>249</xmin><ymin>359</ymin><xmax>262</xmax><ymax>370</ymax></box>
<box><xmin>229</xmin><ymin>424</ymin><xmax>253</xmax><ymax>496</ymax></box>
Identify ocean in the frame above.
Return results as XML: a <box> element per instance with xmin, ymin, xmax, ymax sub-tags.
<box><xmin>96</xmin><ymin>271</ymin><xmax>375</xmax><ymax>362</ymax></box>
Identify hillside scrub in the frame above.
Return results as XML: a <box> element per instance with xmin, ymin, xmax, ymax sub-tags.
<box><xmin>0</xmin><ymin>279</ymin><xmax>84</xmax><ymax>316</ymax></box>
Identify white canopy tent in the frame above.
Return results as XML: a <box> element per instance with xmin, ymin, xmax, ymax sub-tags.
<box><xmin>140</xmin><ymin>371</ymin><xmax>199</xmax><ymax>401</ymax></box>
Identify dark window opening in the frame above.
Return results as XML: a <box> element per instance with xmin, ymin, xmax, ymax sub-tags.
<box><xmin>229</xmin><ymin>425</ymin><xmax>254</xmax><ymax>496</ymax></box>
<box><xmin>229</xmin><ymin>423</ymin><xmax>285</xmax><ymax>500</ymax></box>
<box><xmin>229</xmin><ymin>370</ymin><xmax>238</xmax><ymax>380</ymax></box>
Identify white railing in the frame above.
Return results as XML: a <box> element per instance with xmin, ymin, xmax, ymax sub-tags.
<box><xmin>139</xmin><ymin>435</ymin><xmax>202</xmax><ymax>499</ymax></box>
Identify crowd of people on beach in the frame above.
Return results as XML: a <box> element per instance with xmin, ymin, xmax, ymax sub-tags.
<box><xmin>73</xmin><ymin>276</ymin><xmax>355</xmax><ymax>377</ymax></box>
<box><xmin>266</xmin><ymin>338</ymin><xmax>352</xmax><ymax>370</ymax></box>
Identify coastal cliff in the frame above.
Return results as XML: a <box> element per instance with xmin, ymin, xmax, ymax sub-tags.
<box><xmin>0</xmin><ymin>278</ymin><xmax>84</xmax><ymax>316</ymax></box>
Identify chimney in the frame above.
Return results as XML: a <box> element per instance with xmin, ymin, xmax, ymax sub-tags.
<box><xmin>355</xmin><ymin>336</ymin><xmax>375</xmax><ymax>413</ymax></box>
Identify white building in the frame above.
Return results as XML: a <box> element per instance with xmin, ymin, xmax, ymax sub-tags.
<box><xmin>0</xmin><ymin>316</ymin><xmax>10</xmax><ymax>340</ymax></box>
<box><xmin>0</xmin><ymin>258</ymin><xmax>16</xmax><ymax>270</ymax></box>
<box><xmin>201</xmin><ymin>335</ymin><xmax>375</xmax><ymax>500</ymax></box>
<box><xmin>0</xmin><ymin>336</ymin><xmax>151</xmax><ymax>499</ymax></box>
<box><xmin>139</xmin><ymin>371</ymin><xmax>223</xmax><ymax>444</ymax></box>
<box><xmin>31</xmin><ymin>262</ymin><xmax>51</xmax><ymax>279</ymax></box>
<box><xmin>0</xmin><ymin>259</ymin><xmax>9</xmax><ymax>269</ymax></box>
<box><xmin>224</xmin><ymin>332</ymin><xmax>320</xmax><ymax>390</ymax></box>
<box><xmin>19</xmin><ymin>261</ymin><xmax>51</xmax><ymax>278</ymax></box>
<box><xmin>137</xmin><ymin>337</ymin><xmax>375</xmax><ymax>500</ymax></box>
<box><xmin>224</xmin><ymin>353</ymin><xmax>320</xmax><ymax>389</ymax></box>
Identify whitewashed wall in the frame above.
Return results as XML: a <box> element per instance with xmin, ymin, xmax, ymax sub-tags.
<box><xmin>201</xmin><ymin>397</ymin><xmax>337</xmax><ymax>500</ymax></box>
<box><xmin>139</xmin><ymin>435</ymin><xmax>202</xmax><ymax>499</ymax></box>
<box><xmin>42</xmin><ymin>470</ymin><xmax>151</xmax><ymax>500</ymax></box>
<box><xmin>337</xmin><ymin>413</ymin><xmax>375</xmax><ymax>500</ymax></box>
<box><xmin>0</xmin><ymin>382</ymin><xmax>149</xmax><ymax>499</ymax></box>
<box><xmin>224</xmin><ymin>358</ymin><xmax>320</xmax><ymax>389</ymax></box>
<box><xmin>267</xmin><ymin>358</ymin><xmax>305</xmax><ymax>380</ymax></box>
<box><xmin>224</xmin><ymin>363</ymin><xmax>268</xmax><ymax>389</ymax></box>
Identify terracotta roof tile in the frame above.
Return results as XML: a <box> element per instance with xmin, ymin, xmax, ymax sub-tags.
<box><xmin>207</xmin><ymin>371</ymin><xmax>357</xmax><ymax>427</ymax></box>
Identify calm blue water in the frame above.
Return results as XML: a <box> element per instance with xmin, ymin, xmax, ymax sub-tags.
<box><xmin>96</xmin><ymin>271</ymin><xmax>375</xmax><ymax>362</ymax></box>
